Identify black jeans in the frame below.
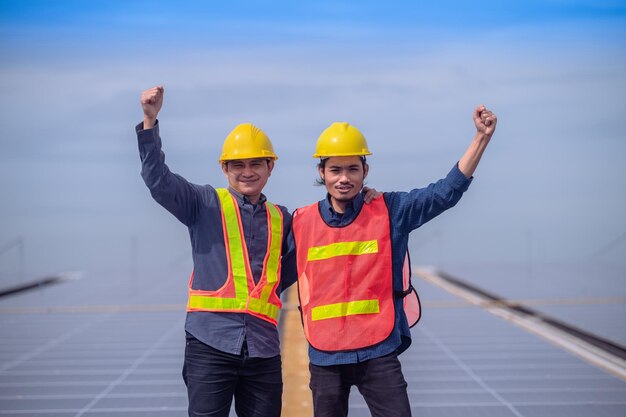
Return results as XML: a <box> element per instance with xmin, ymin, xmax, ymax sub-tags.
<box><xmin>183</xmin><ymin>333</ymin><xmax>283</xmax><ymax>417</ymax></box>
<box><xmin>309</xmin><ymin>352</ymin><xmax>411</xmax><ymax>417</ymax></box>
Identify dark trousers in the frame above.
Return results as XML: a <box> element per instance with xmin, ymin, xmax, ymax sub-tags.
<box><xmin>309</xmin><ymin>352</ymin><xmax>411</xmax><ymax>417</ymax></box>
<box><xmin>182</xmin><ymin>333</ymin><xmax>283</xmax><ymax>417</ymax></box>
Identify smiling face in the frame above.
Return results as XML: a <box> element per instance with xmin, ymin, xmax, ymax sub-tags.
<box><xmin>222</xmin><ymin>158</ymin><xmax>274</xmax><ymax>204</ymax></box>
<box><xmin>319</xmin><ymin>156</ymin><xmax>368</xmax><ymax>213</ymax></box>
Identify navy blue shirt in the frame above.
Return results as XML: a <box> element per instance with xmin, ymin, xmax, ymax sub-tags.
<box><xmin>293</xmin><ymin>164</ymin><xmax>471</xmax><ymax>366</ymax></box>
<box><xmin>137</xmin><ymin>121</ymin><xmax>297</xmax><ymax>358</ymax></box>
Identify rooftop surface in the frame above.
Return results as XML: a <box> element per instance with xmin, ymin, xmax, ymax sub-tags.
<box><xmin>1</xmin><ymin>261</ymin><xmax>624</xmax><ymax>416</ymax></box>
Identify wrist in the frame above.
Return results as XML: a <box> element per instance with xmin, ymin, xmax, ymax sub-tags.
<box><xmin>474</xmin><ymin>132</ymin><xmax>491</xmax><ymax>144</ymax></box>
<box><xmin>143</xmin><ymin>115</ymin><xmax>157</xmax><ymax>129</ymax></box>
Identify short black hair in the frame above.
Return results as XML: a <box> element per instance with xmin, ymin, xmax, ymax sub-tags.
<box><xmin>315</xmin><ymin>156</ymin><xmax>367</xmax><ymax>186</ymax></box>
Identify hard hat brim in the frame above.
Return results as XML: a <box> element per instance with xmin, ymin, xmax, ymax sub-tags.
<box><xmin>312</xmin><ymin>151</ymin><xmax>372</xmax><ymax>158</ymax></box>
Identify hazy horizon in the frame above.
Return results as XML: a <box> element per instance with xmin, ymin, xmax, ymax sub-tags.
<box><xmin>1</xmin><ymin>1</ymin><xmax>625</xmax><ymax>283</ymax></box>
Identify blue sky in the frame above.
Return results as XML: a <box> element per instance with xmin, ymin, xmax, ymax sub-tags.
<box><xmin>1</xmin><ymin>0</ymin><xmax>625</xmax><ymax>281</ymax></box>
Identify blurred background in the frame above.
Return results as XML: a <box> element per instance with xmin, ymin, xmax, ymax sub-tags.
<box><xmin>1</xmin><ymin>2</ymin><xmax>625</xmax><ymax>415</ymax></box>
<box><xmin>1</xmin><ymin>0</ymin><xmax>625</xmax><ymax>323</ymax></box>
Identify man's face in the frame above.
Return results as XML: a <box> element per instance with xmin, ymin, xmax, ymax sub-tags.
<box><xmin>222</xmin><ymin>158</ymin><xmax>274</xmax><ymax>200</ymax></box>
<box><xmin>319</xmin><ymin>156</ymin><xmax>368</xmax><ymax>203</ymax></box>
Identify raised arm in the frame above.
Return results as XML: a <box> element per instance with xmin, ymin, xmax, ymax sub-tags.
<box><xmin>458</xmin><ymin>104</ymin><xmax>497</xmax><ymax>178</ymax></box>
<box><xmin>137</xmin><ymin>85</ymin><xmax>201</xmax><ymax>226</ymax></box>
<box><xmin>383</xmin><ymin>105</ymin><xmax>497</xmax><ymax>233</ymax></box>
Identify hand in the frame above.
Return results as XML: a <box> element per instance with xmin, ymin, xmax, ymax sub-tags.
<box><xmin>473</xmin><ymin>104</ymin><xmax>497</xmax><ymax>140</ymax></box>
<box><xmin>362</xmin><ymin>186</ymin><xmax>383</xmax><ymax>204</ymax></box>
<box><xmin>141</xmin><ymin>86</ymin><xmax>164</xmax><ymax>128</ymax></box>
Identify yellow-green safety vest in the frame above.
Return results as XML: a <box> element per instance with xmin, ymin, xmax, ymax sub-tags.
<box><xmin>187</xmin><ymin>188</ymin><xmax>284</xmax><ymax>325</ymax></box>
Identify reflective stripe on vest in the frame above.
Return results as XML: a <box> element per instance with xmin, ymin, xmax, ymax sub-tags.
<box><xmin>293</xmin><ymin>198</ymin><xmax>395</xmax><ymax>351</ymax></box>
<box><xmin>187</xmin><ymin>188</ymin><xmax>283</xmax><ymax>325</ymax></box>
<box><xmin>307</xmin><ymin>240</ymin><xmax>378</xmax><ymax>261</ymax></box>
<box><xmin>312</xmin><ymin>299</ymin><xmax>380</xmax><ymax>321</ymax></box>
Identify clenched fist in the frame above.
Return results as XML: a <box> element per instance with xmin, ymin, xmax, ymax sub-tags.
<box><xmin>473</xmin><ymin>104</ymin><xmax>497</xmax><ymax>140</ymax></box>
<box><xmin>141</xmin><ymin>86</ymin><xmax>164</xmax><ymax>129</ymax></box>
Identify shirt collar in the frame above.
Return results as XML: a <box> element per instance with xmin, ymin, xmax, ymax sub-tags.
<box><xmin>227</xmin><ymin>187</ymin><xmax>267</xmax><ymax>206</ymax></box>
<box><xmin>320</xmin><ymin>191</ymin><xmax>364</xmax><ymax>223</ymax></box>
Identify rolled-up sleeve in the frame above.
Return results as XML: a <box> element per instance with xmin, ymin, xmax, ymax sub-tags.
<box><xmin>386</xmin><ymin>163</ymin><xmax>472</xmax><ymax>233</ymax></box>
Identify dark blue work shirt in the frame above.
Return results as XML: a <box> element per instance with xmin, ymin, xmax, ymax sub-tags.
<box><xmin>293</xmin><ymin>164</ymin><xmax>471</xmax><ymax>366</ymax></box>
<box><xmin>137</xmin><ymin>121</ymin><xmax>297</xmax><ymax>358</ymax></box>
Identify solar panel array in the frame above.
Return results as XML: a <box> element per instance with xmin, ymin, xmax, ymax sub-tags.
<box><xmin>1</xmin><ymin>265</ymin><xmax>624</xmax><ymax>416</ymax></box>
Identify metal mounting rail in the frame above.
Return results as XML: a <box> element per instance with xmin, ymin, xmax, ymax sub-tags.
<box><xmin>415</xmin><ymin>266</ymin><xmax>626</xmax><ymax>380</ymax></box>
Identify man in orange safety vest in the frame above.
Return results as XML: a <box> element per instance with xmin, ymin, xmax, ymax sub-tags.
<box><xmin>291</xmin><ymin>105</ymin><xmax>497</xmax><ymax>417</ymax></box>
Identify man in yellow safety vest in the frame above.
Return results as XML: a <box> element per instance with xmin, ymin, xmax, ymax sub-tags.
<box><xmin>136</xmin><ymin>85</ymin><xmax>296</xmax><ymax>417</ymax></box>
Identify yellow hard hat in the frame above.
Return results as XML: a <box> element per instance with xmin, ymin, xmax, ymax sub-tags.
<box><xmin>219</xmin><ymin>123</ymin><xmax>278</xmax><ymax>162</ymax></box>
<box><xmin>313</xmin><ymin>122</ymin><xmax>372</xmax><ymax>158</ymax></box>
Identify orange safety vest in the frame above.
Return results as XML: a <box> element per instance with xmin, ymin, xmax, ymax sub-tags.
<box><xmin>292</xmin><ymin>198</ymin><xmax>395</xmax><ymax>351</ymax></box>
<box><xmin>401</xmin><ymin>251</ymin><xmax>421</xmax><ymax>328</ymax></box>
<box><xmin>186</xmin><ymin>188</ymin><xmax>284</xmax><ymax>326</ymax></box>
